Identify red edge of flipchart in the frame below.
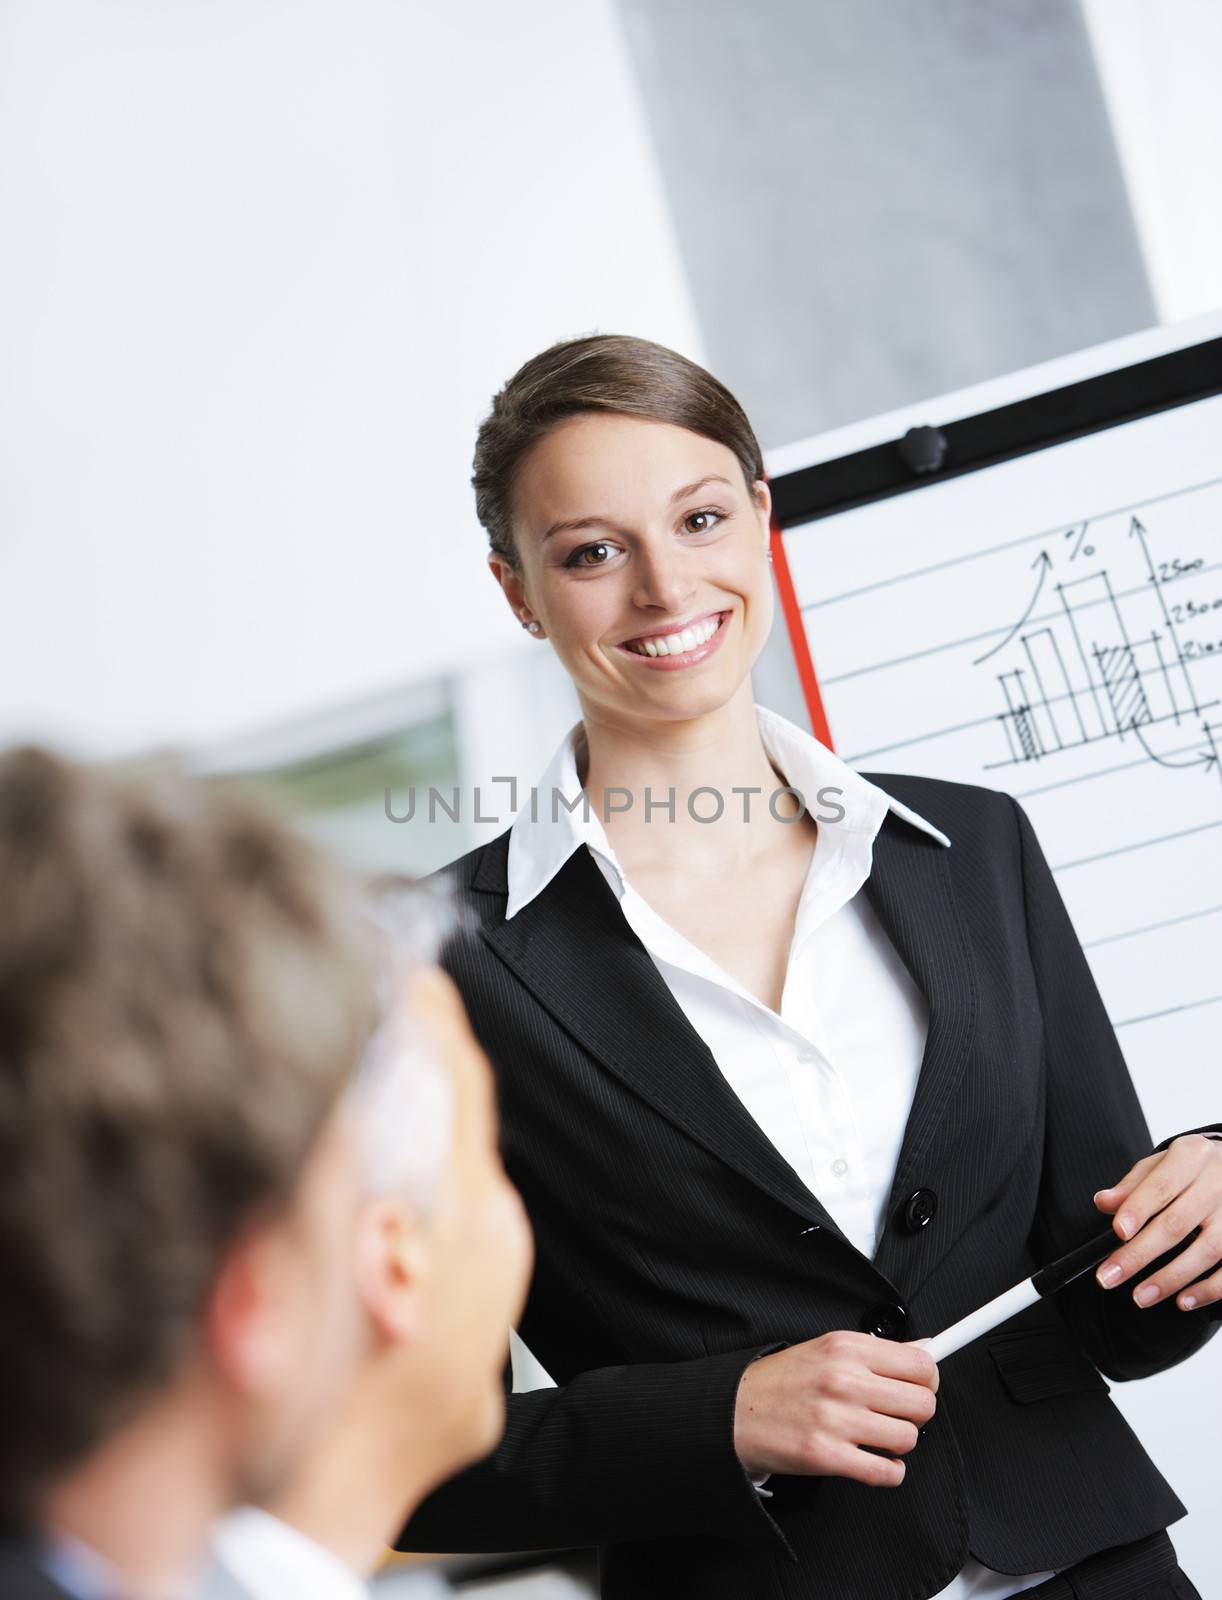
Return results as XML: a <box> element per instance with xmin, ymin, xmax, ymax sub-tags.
<box><xmin>768</xmin><ymin>506</ymin><xmax>836</xmax><ymax>754</ymax></box>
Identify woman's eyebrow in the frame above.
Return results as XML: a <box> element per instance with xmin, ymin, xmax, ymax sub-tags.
<box><xmin>542</xmin><ymin>476</ymin><xmax>735</xmax><ymax>544</ymax></box>
<box><xmin>542</xmin><ymin>513</ymin><xmax>611</xmax><ymax>544</ymax></box>
<box><xmin>669</xmin><ymin>474</ymin><xmax>734</xmax><ymax>503</ymax></box>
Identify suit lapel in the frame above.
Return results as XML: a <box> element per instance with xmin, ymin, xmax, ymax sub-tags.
<box><xmin>471</xmin><ymin>812</ymin><xmax>979</xmax><ymax>1287</ymax></box>
<box><xmin>863</xmin><ymin>811</ymin><xmax>980</xmax><ymax>1282</ymax></box>
<box><xmin>474</xmin><ymin>835</ymin><xmax>856</xmax><ymax>1247</ymax></box>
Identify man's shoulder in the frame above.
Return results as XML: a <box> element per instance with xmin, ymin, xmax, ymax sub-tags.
<box><xmin>0</xmin><ymin>1542</ymin><xmax>78</xmax><ymax>1600</ymax></box>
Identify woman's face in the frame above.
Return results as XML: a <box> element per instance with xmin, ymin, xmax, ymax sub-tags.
<box><xmin>492</xmin><ymin>412</ymin><xmax>773</xmax><ymax>726</ymax></box>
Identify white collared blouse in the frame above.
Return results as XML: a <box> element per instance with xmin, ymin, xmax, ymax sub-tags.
<box><xmin>505</xmin><ymin>702</ymin><xmax>1058</xmax><ymax>1600</ymax></box>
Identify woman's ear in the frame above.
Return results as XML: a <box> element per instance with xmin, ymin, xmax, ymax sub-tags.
<box><xmin>487</xmin><ymin>553</ymin><xmax>531</xmax><ymax>622</ymax></box>
<box><xmin>751</xmin><ymin>478</ymin><xmax>773</xmax><ymax>548</ymax></box>
<box><xmin>354</xmin><ymin>1196</ymin><xmax>430</xmax><ymax>1347</ymax></box>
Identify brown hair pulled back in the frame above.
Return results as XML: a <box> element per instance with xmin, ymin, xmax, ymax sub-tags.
<box><xmin>472</xmin><ymin>333</ymin><xmax>765</xmax><ymax>569</ymax></box>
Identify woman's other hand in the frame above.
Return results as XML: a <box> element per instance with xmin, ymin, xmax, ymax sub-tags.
<box><xmin>1093</xmin><ymin>1132</ymin><xmax>1222</xmax><ymax>1311</ymax></box>
<box><xmin>733</xmin><ymin>1331</ymin><xmax>938</xmax><ymax>1487</ymax></box>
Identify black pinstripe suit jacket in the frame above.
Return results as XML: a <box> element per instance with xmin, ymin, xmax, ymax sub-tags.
<box><xmin>397</xmin><ymin>774</ymin><xmax>1221</xmax><ymax>1600</ymax></box>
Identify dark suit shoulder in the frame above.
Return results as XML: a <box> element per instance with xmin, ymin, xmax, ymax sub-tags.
<box><xmin>424</xmin><ymin>827</ymin><xmax>512</xmax><ymax>894</ymax></box>
<box><xmin>861</xmin><ymin>769</ymin><xmax>1021</xmax><ymax>848</ymax></box>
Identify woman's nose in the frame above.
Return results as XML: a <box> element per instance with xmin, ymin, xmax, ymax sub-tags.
<box><xmin>632</xmin><ymin>542</ymin><xmax>697</xmax><ymax>613</ymax></box>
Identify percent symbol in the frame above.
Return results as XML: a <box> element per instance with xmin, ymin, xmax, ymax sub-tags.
<box><xmin>1065</xmin><ymin>523</ymin><xmax>1096</xmax><ymax>560</ymax></box>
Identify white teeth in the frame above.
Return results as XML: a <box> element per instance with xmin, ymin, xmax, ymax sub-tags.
<box><xmin>626</xmin><ymin>615</ymin><xmax>722</xmax><ymax>657</ymax></box>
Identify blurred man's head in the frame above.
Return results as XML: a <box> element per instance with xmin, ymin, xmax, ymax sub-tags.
<box><xmin>0</xmin><ymin>746</ymin><xmax>381</xmax><ymax>1552</ymax></box>
<box><xmin>259</xmin><ymin>881</ymin><xmax>534</xmax><ymax>1571</ymax></box>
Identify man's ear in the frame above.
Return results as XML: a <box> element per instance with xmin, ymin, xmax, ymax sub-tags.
<box><xmin>205</xmin><ymin>1223</ymin><xmax>292</xmax><ymax>1399</ymax></box>
<box><xmin>354</xmin><ymin>1197</ymin><xmax>429</xmax><ymax>1347</ymax></box>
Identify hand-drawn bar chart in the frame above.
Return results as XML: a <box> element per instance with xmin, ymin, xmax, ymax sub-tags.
<box><xmin>773</xmin><ymin>379</ymin><xmax>1222</xmax><ymax>1118</ymax></box>
<box><xmin>981</xmin><ymin>511</ymin><xmax>1221</xmax><ymax>788</ymax></box>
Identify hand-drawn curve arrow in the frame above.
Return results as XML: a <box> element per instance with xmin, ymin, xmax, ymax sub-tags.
<box><xmin>972</xmin><ymin>550</ymin><xmax>1053</xmax><ymax>666</ymax></box>
<box><xmin>1131</xmin><ymin>718</ymin><xmax>1218</xmax><ymax>772</ymax></box>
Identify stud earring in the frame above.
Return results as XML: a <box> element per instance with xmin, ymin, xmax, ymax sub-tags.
<box><xmin>766</xmin><ymin>548</ymin><xmax>774</xmax><ymax>564</ymax></box>
<box><xmin>522</xmin><ymin>619</ymin><xmax>542</xmax><ymax>634</ymax></box>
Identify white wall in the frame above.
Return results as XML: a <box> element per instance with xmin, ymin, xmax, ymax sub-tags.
<box><xmin>0</xmin><ymin>0</ymin><xmax>703</xmax><ymax>759</ymax></box>
<box><xmin>1083</xmin><ymin>0</ymin><xmax>1222</xmax><ymax>322</ymax></box>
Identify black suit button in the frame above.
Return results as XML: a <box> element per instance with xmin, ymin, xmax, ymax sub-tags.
<box><xmin>861</xmin><ymin>1302</ymin><xmax>908</xmax><ymax>1340</ymax></box>
<box><xmin>899</xmin><ymin>1188</ymin><xmax>938</xmax><ymax>1233</ymax></box>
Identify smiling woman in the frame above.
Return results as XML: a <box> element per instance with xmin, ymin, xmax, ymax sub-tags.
<box><xmin>474</xmin><ymin>339</ymin><xmax>775</xmax><ymax>728</ymax></box>
<box><xmin>394</xmin><ymin>334</ymin><xmax>1221</xmax><ymax>1600</ymax></box>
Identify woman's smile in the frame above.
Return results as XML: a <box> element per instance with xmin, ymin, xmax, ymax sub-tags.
<box><xmin>613</xmin><ymin>609</ymin><xmax>731</xmax><ymax>669</ymax></box>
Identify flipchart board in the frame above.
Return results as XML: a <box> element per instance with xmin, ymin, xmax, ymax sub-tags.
<box><xmin>764</xmin><ymin>314</ymin><xmax>1222</xmax><ymax>1583</ymax></box>
<box><xmin>767</xmin><ymin>315</ymin><xmax>1222</xmax><ymax>1126</ymax></box>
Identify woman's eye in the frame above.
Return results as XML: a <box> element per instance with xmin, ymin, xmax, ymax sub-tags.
<box><xmin>565</xmin><ymin>541</ymin><xmax>618</xmax><ymax>569</ymax></box>
<box><xmin>682</xmin><ymin>509</ymin><xmax>724</xmax><ymax>535</ymax></box>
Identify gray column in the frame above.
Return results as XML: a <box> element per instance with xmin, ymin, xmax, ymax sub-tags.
<box><xmin>618</xmin><ymin>0</ymin><xmax>1153</xmax><ymax>442</ymax></box>
<box><xmin>617</xmin><ymin>0</ymin><xmax>1154</xmax><ymax>727</ymax></box>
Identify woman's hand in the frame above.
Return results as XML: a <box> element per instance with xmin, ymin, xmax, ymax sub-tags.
<box><xmin>733</xmin><ymin>1331</ymin><xmax>938</xmax><ymax>1488</ymax></box>
<box><xmin>1093</xmin><ymin>1132</ymin><xmax>1222</xmax><ymax>1311</ymax></box>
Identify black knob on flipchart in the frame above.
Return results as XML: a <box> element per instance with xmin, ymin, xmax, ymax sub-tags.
<box><xmin>898</xmin><ymin>425</ymin><xmax>948</xmax><ymax>475</ymax></box>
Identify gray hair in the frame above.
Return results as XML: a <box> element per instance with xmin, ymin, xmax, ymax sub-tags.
<box><xmin>350</xmin><ymin>874</ymin><xmax>468</xmax><ymax>1216</ymax></box>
